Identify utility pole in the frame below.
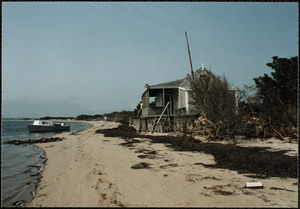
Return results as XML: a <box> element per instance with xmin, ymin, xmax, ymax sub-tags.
<box><xmin>185</xmin><ymin>31</ymin><xmax>194</xmax><ymax>80</ymax></box>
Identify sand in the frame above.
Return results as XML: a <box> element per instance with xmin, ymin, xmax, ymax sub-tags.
<box><xmin>27</xmin><ymin>120</ymin><xmax>298</xmax><ymax>207</ymax></box>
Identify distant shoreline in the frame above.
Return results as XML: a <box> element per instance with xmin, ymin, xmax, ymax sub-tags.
<box><xmin>2</xmin><ymin>118</ymin><xmax>75</xmax><ymax>121</ymax></box>
<box><xmin>2</xmin><ymin>118</ymin><xmax>93</xmax><ymax>122</ymax></box>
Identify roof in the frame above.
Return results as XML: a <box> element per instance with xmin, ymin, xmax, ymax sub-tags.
<box><xmin>146</xmin><ymin>69</ymin><xmax>207</xmax><ymax>89</ymax></box>
<box><xmin>148</xmin><ymin>78</ymin><xmax>185</xmax><ymax>89</ymax></box>
<box><xmin>142</xmin><ymin>68</ymin><xmax>238</xmax><ymax>98</ymax></box>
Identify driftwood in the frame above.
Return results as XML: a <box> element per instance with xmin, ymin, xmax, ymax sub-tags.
<box><xmin>193</xmin><ymin>116</ymin><xmax>218</xmax><ymax>139</ymax></box>
<box><xmin>269</xmin><ymin>125</ymin><xmax>285</xmax><ymax>141</ymax></box>
<box><xmin>191</xmin><ymin>114</ymin><xmax>297</xmax><ymax>141</ymax></box>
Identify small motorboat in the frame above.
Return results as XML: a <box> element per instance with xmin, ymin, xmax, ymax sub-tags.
<box><xmin>27</xmin><ymin>120</ymin><xmax>70</xmax><ymax>132</ymax></box>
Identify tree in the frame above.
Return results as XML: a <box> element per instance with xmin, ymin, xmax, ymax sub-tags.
<box><xmin>190</xmin><ymin>70</ymin><xmax>240</xmax><ymax>139</ymax></box>
<box><xmin>266</xmin><ymin>56</ymin><xmax>297</xmax><ymax>107</ymax></box>
<box><xmin>253</xmin><ymin>56</ymin><xmax>298</xmax><ymax>138</ymax></box>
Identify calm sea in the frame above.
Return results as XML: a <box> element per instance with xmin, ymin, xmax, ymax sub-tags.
<box><xmin>1</xmin><ymin>119</ymin><xmax>92</xmax><ymax>207</ymax></box>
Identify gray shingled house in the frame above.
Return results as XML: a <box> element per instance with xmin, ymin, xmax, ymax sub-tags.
<box><xmin>132</xmin><ymin>68</ymin><xmax>238</xmax><ymax>132</ymax></box>
<box><xmin>141</xmin><ymin>70</ymin><xmax>203</xmax><ymax>117</ymax></box>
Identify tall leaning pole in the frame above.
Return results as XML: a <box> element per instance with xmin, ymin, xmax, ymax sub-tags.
<box><xmin>185</xmin><ymin>31</ymin><xmax>194</xmax><ymax>80</ymax></box>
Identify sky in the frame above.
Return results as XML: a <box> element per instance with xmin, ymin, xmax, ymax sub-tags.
<box><xmin>2</xmin><ymin>2</ymin><xmax>298</xmax><ymax>118</ymax></box>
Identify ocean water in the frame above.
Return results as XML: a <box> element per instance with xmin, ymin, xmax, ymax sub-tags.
<box><xmin>1</xmin><ymin>119</ymin><xmax>92</xmax><ymax>207</ymax></box>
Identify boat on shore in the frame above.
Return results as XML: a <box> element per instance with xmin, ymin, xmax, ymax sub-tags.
<box><xmin>27</xmin><ymin>120</ymin><xmax>70</xmax><ymax>132</ymax></box>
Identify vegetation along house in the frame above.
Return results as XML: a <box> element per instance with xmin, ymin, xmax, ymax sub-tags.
<box><xmin>132</xmin><ymin>67</ymin><xmax>239</xmax><ymax>133</ymax></box>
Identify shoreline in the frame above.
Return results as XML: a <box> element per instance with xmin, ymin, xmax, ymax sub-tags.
<box><xmin>1</xmin><ymin>119</ymin><xmax>95</xmax><ymax>207</ymax></box>
<box><xmin>27</xmin><ymin>120</ymin><xmax>298</xmax><ymax>207</ymax></box>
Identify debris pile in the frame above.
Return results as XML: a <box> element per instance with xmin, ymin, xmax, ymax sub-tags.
<box><xmin>241</xmin><ymin>116</ymin><xmax>298</xmax><ymax>141</ymax></box>
<box><xmin>193</xmin><ymin>116</ymin><xmax>215</xmax><ymax>138</ymax></box>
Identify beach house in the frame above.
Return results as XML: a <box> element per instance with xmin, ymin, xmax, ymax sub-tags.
<box><xmin>132</xmin><ymin>68</ymin><xmax>238</xmax><ymax>132</ymax></box>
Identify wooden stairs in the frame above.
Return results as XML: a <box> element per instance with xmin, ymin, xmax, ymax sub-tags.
<box><xmin>152</xmin><ymin>102</ymin><xmax>171</xmax><ymax>133</ymax></box>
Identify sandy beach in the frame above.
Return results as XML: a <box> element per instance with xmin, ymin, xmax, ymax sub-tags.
<box><xmin>27</xmin><ymin>120</ymin><xmax>298</xmax><ymax>207</ymax></box>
